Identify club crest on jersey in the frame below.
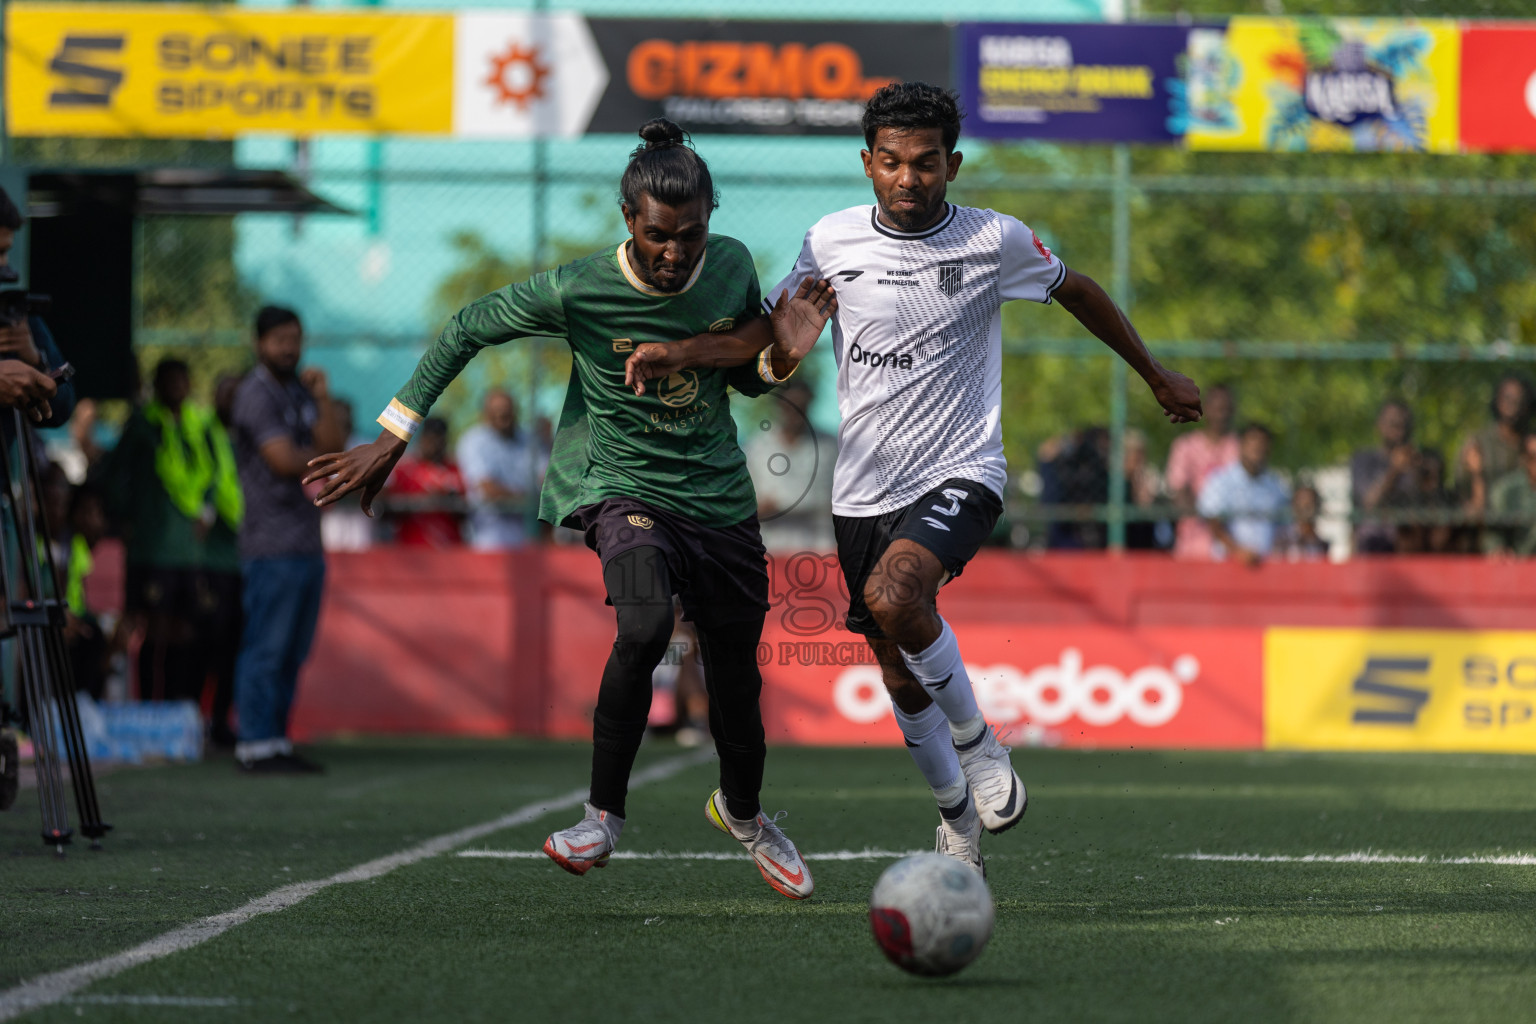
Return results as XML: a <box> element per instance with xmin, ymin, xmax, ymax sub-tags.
<box><xmin>937</xmin><ymin>259</ymin><xmax>963</xmax><ymax>298</ymax></box>
<box><xmin>627</xmin><ymin>514</ymin><xmax>654</xmax><ymax>530</ymax></box>
<box><xmin>709</xmin><ymin>318</ymin><xmax>736</xmax><ymax>333</ymax></box>
<box><xmin>657</xmin><ymin>371</ymin><xmax>701</xmax><ymax>408</ymax></box>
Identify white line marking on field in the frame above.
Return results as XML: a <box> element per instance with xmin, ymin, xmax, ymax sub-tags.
<box><xmin>66</xmin><ymin>995</ymin><xmax>241</xmax><ymax>1007</ymax></box>
<box><xmin>1173</xmin><ymin>851</ymin><xmax>1536</xmax><ymax>865</ymax></box>
<box><xmin>458</xmin><ymin>847</ymin><xmax>924</xmax><ymax>862</ymax></box>
<box><xmin>0</xmin><ymin>749</ymin><xmax>714</xmax><ymax>1023</ymax></box>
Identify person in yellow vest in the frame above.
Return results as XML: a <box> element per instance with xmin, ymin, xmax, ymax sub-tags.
<box><xmin>99</xmin><ymin>359</ymin><xmax>243</xmax><ymax>713</ymax></box>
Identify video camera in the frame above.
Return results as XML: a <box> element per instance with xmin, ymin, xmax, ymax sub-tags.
<box><xmin>0</xmin><ymin>262</ymin><xmax>50</xmax><ymax>329</ymax></box>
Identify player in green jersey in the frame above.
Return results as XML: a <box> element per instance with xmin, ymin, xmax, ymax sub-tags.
<box><xmin>304</xmin><ymin>119</ymin><xmax>835</xmax><ymax>900</ymax></box>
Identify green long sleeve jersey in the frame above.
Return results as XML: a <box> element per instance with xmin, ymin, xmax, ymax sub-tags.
<box><xmin>385</xmin><ymin>235</ymin><xmax>780</xmax><ymax>529</ymax></box>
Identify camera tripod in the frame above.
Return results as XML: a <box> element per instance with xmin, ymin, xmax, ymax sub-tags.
<box><xmin>0</xmin><ymin>408</ymin><xmax>109</xmax><ymax>853</ymax></box>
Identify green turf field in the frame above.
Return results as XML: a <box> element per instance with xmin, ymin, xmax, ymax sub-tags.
<box><xmin>4</xmin><ymin>739</ymin><xmax>1536</xmax><ymax>1023</ymax></box>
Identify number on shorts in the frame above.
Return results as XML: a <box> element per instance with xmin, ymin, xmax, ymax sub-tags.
<box><xmin>920</xmin><ymin>488</ymin><xmax>969</xmax><ymax>533</ymax></box>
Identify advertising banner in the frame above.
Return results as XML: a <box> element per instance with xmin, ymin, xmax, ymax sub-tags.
<box><xmin>1460</xmin><ymin>25</ymin><xmax>1536</xmax><ymax>153</ymax></box>
<box><xmin>582</xmin><ymin>20</ymin><xmax>950</xmax><ymax>136</ymax></box>
<box><xmin>452</xmin><ymin>11</ymin><xmax>608</xmax><ymax>138</ymax></box>
<box><xmin>761</xmin><ymin>624</ymin><xmax>1263</xmax><ymax>748</ymax></box>
<box><xmin>6</xmin><ymin>3</ymin><xmax>453</xmax><ymax>138</ymax></box>
<box><xmin>1185</xmin><ymin>17</ymin><xmax>1460</xmax><ymax>153</ymax></box>
<box><xmin>1265</xmin><ymin>627</ymin><xmax>1536</xmax><ymax>753</ymax></box>
<box><xmin>957</xmin><ymin>22</ymin><xmax>1187</xmax><ymax>143</ymax></box>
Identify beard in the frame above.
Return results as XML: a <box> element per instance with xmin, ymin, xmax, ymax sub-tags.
<box><xmin>878</xmin><ymin>188</ymin><xmax>946</xmax><ymax>232</ymax></box>
<box><xmin>630</xmin><ymin>243</ymin><xmax>697</xmax><ymax>293</ymax></box>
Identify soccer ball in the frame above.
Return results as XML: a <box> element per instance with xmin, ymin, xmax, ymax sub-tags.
<box><xmin>869</xmin><ymin>853</ymin><xmax>995</xmax><ymax>976</ymax></box>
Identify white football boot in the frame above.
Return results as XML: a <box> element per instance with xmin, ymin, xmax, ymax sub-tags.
<box><xmin>543</xmin><ymin>802</ymin><xmax>623</xmax><ymax>876</ymax></box>
<box><xmin>956</xmin><ymin>725</ymin><xmax>1028</xmax><ymax>834</ymax></box>
<box><xmin>935</xmin><ymin>802</ymin><xmax>986</xmax><ymax>878</ymax></box>
<box><xmin>706</xmin><ymin>789</ymin><xmax>815</xmax><ymax>900</ymax></box>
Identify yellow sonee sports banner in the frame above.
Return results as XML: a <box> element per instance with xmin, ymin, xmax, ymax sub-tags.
<box><xmin>1265</xmin><ymin>628</ymin><xmax>1536</xmax><ymax>753</ymax></box>
<box><xmin>6</xmin><ymin>3</ymin><xmax>453</xmax><ymax>137</ymax></box>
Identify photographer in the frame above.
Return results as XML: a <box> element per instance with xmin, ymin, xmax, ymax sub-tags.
<box><xmin>0</xmin><ymin>187</ymin><xmax>72</xmax><ymax>424</ymax></box>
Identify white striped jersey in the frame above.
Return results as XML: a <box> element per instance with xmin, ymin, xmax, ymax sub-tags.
<box><xmin>766</xmin><ymin>202</ymin><xmax>1066</xmax><ymax>517</ymax></box>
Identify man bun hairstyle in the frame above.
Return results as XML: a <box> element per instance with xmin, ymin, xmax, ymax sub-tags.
<box><xmin>861</xmin><ymin>81</ymin><xmax>965</xmax><ymax>154</ymax></box>
<box><xmin>620</xmin><ymin>118</ymin><xmax>719</xmax><ymax>212</ymax></box>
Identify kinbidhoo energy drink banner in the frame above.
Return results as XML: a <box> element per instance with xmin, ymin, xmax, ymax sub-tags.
<box><xmin>6</xmin><ymin>3</ymin><xmax>454</xmax><ymax>137</ymax></box>
<box><xmin>958</xmin><ymin>22</ymin><xmax>1188</xmax><ymax>143</ymax></box>
<box><xmin>1184</xmin><ymin>17</ymin><xmax>1460</xmax><ymax>153</ymax></box>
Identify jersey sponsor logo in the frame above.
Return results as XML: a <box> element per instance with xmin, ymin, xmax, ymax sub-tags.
<box><xmin>626</xmin><ymin>514</ymin><xmax>653</xmax><ymax>530</ymax></box>
<box><xmin>846</xmin><ymin>340</ymin><xmax>913</xmax><ymax>371</ymax></box>
<box><xmin>937</xmin><ymin>258</ymin><xmax>963</xmax><ymax>298</ymax></box>
<box><xmin>832</xmin><ymin>270</ymin><xmax>864</xmax><ymax>282</ymax></box>
<box><xmin>611</xmin><ymin>337</ymin><xmax>634</xmax><ymax>352</ymax></box>
<box><xmin>708</xmin><ymin>317</ymin><xmax>736</xmax><ymax>333</ymax></box>
<box><xmin>656</xmin><ymin>370</ymin><xmax>701</xmax><ymax>407</ymax></box>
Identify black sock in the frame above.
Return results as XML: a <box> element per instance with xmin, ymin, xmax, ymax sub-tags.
<box><xmin>587</xmin><ymin>548</ymin><xmax>674</xmax><ymax>818</ymax></box>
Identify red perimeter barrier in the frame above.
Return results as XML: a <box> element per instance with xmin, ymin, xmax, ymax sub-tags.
<box><xmin>80</xmin><ymin>543</ymin><xmax>1536</xmax><ymax>748</ymax></box>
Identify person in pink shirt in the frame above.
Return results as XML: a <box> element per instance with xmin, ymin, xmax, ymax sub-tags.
<box><xmin>1165</xmin><ymin>384</ymin><xmax>1238</xmax><ymax>560</ymax></box>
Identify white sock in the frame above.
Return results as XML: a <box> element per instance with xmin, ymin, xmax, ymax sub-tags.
<box><xmin>901</xmin><ymin>620</ymin><xmax>986</xmax><ymax>745</ymax></box>
<box><xmin>893</xmin><ymin>702</ymin><xmax>968</xmax><ymax>815</ymax></box>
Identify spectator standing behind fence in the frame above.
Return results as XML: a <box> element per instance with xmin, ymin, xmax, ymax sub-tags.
<box><xmin>1483</xmin><ymin>433</ymin><xmax>1536</xmax><ymax>558</ymax></box>
<box><xmin>457</xmin><ymin>389</ymin><xmax>538</xmax><ymax>549</ymax></box>
<box><xmin>1166</xmin><ymin>384</ymin><xmax>1238</xmax><ymax>560</ymax></box>
<box><xmin>1397</xmin><ymin>447</ymin><xmax>1458</xmax><ymax>554</ymax></box>
<box><xmin>1198</xmin><ymin>423</ymin><xmax>1289</xmax><ymax>566</ymax></box>
<box><xmin>1123</xmin><ymin>428</ymin><xmax>1169</xmax><ymax>551</ymax></box>
<box><xmin>385</xmin><ymin>417</ymin><xmax>466</xmax><ymax>547</ymax></box>
<box><xmin>1458</xmin><ymin>375</ymin><xmax>1535</xmax><ymax>521</ymax></box>
<box><xmin>1038</xmin><ymin>427</ymin><xmax>1109</xmax><ymax>550</ymax></box>
<box><xmin>229</xmin><ymin>306</ymin><xmax>347</xmax><ymax>773</ymax></box>
<box><xmin>1350</xmin><ymin>400</ymin><xmax>1418</xmax><ymax>554</ymax></box>
<box><xmin>1275</xmin><ymin>484</ymin><xmax>1329</xmax><ymax>562</ymax></box>
<box><xmin>99</xmin><ymin>359</ymin><xmax>242</xmax><ymax>713</ymax></box>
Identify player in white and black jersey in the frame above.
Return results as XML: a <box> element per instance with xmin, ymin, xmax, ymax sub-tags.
<box><xmin>625</xmin><ymin>83</ymin><xmax>1202</xmax><ymax>876</ymax></box>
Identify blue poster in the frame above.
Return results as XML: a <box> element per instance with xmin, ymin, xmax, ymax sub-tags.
<box><xmin>958</xmin><ymin>22</ymin><xmax>1188</xmax><ymax>142</ymax></box>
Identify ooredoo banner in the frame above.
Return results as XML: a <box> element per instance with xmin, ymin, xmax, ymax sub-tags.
<box><xmin>957</xmin><ymin>22</ymin><xmax>1188</xmax><ymax>142</ymax></box>
<box><xmin>1265</xmin><ymin>627</ymin><xmax>1536</xmax><ymax>753</ymax></box>
<box><xmin>761</xmin><ymin>625</ymin><xmax>1263</xmax><ymax>748</ymax></box>
<box><xmin>1459</xmin><ymin>25</ymin><xmax>1536</xmax><ymax>153</ymax></box>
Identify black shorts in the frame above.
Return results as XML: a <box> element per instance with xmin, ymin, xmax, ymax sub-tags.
<box><xmin>834</xmin><ymin>478</ymin><xmax>1003</xmax><ymax>639</ymax></box>
<box><xmin>573</xmin><ymin>497</ymin><xmax>769</xmax><ymax>630</ymax></box>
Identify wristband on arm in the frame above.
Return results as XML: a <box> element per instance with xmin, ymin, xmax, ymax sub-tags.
<box><xmin>757</xmin><ymin>347</ymin><xmax>797</xmax><ymax>386</ymax></box>
<box><xmin>378</xmin><ymin>398</ymin><xmax>422</xmax><ymax>441</ymax></box>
